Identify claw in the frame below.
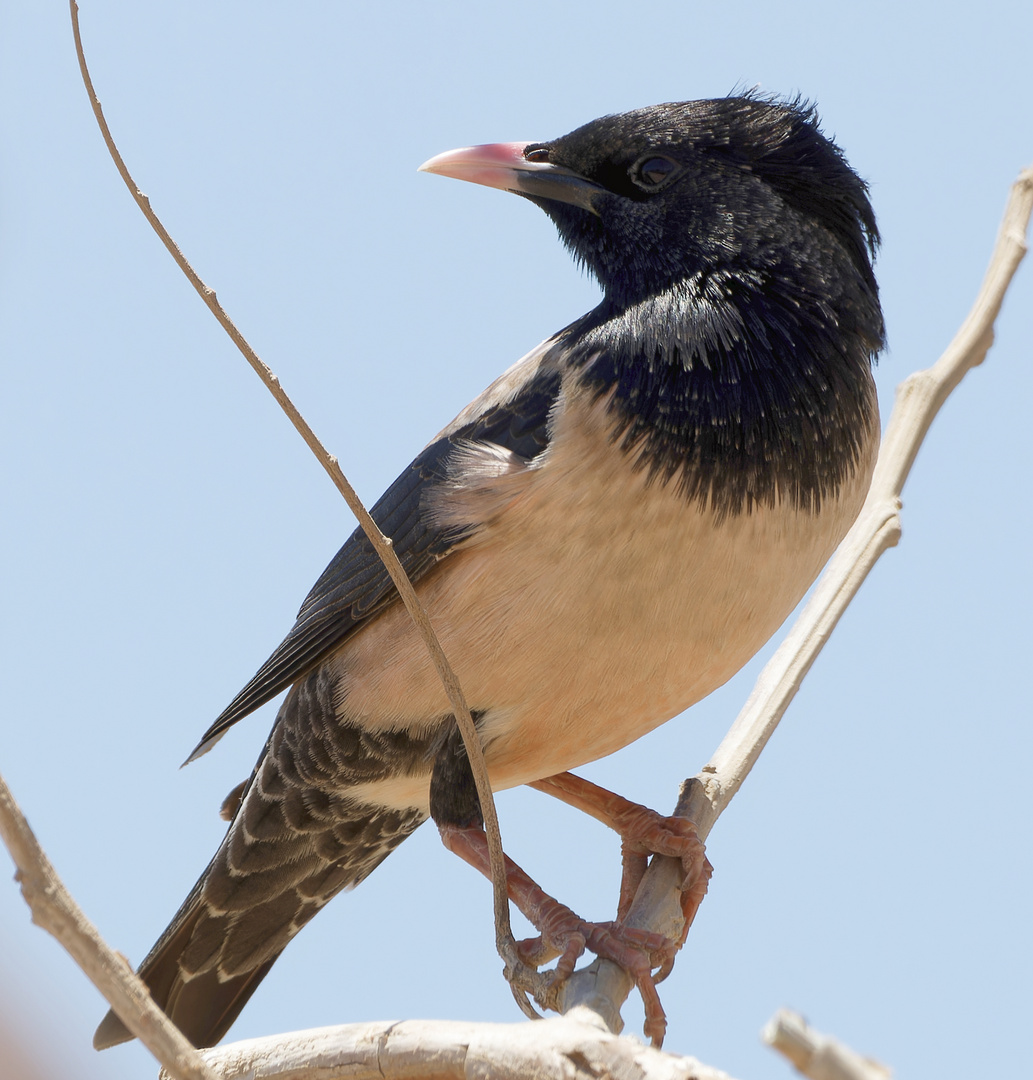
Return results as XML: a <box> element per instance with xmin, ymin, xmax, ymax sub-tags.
<box><xmin>532</xmin><ymin>773</ymin><xmax>713</xmax><ymax>948</ymax></box>
<box><xmin>439</xmin><ymin>799</ymin><xmax>711</xmax><ymax>1048</ymax></box>
<box><xmin>507</xmin><ymin>976</ymin><xmax>545</xmax><ymax>1021</ymax></box>
<box><xmin>515</xmin><ymin>908</ymin><xmax>676</xmax><ymax>1045</ymax></box>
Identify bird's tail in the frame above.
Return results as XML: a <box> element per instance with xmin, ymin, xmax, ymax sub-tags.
<box><xmin>94</xmin><ymin>713</ymin><xmax>427</xmax><ymax>1049</ymax></box>
<box><xmin>93</xmin><ymin>873</ymin><xmax>280</xmax><ymax>1051</ymax></box>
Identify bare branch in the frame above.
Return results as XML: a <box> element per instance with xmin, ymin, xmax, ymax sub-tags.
<box><xmin>558</xmin><ymin>166</ymin><xmax>1033</xmax><ymax>1026</ymax></box>
<box><xmin>0</xmin><ymin>770</ymin><xmax>219</xmax><ymax>1080</ymax></box>
<box><xmin>67</xmin><ymin>0</ymin><xmax>530</xmax><ymax>1008</ymax></box>
<box><xmin>169</xmin><ymin>1013</ymin><xmax>738</xmax><ymax>1080</ymax></box>
<box><xmin>763</xmin><ymin>1009</ymin><xmax>891</xmax><ymax>1080</ymax></box>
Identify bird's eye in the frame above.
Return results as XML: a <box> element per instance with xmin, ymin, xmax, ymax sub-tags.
<box><xmin>631</xmin><ymin>155</ymin><xmax>679</xmax><ymax>190</ymax></box>
<box><xmin>524</xmin><ymin>145</ymin><xmax>550</xmax><ymax>163</ymax></box>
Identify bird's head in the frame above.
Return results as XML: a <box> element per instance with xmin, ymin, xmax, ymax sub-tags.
<box><xmin>420</xmin><ymin>95</ymin><xmax>879</xmax><ymax>312</ymax></box>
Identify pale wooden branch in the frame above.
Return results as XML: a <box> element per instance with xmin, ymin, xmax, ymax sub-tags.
<box><xmin>558</xmin><ymin>166</ymin><xmax>1033</xmax><ymax>1027</ymax></box>
<box><xmin>67</xmin><ymin>0</ymin><xmax>534</xmax><ymax>1019</ymax></box>
<box><xmin>0</xmin><ymin>771</ymin><xmax>219</xmax><ymax>1080</ymax></box>
<box><xmin>164</xmin><ymin>1013</ymin><xmax>737</xmax><ymax>1080</ymax></box>
<box><xmin>763</xmin><ymin>1009</ymin><xmax>891</xmax><ymax>1080</ymax></box>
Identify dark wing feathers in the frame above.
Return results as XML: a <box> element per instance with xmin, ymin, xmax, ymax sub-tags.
<box><xmin>186</xmin><ymin>347</ymin><xmax>563</xmax><ymax>762</ymax></box>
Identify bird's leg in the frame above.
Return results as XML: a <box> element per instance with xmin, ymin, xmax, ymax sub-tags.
<box><xmin>438</xmin><ymin>821</ymin><xmax>675</xmax><ymax>1045</ymax></box>
<box><xmin>430</xmin><ymin>723</ymin><xmax>675</xmax><ymax>1045</ymax></box>
<box><xmin>529</xmin><ymin>772</ymin><xmax>712</xmax><ymax>950</ymax></box>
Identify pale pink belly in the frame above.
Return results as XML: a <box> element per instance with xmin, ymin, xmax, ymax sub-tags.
<box><xmin>331</xmin><ymin>391</ymin><xmax>877</xmax><ymax>811</ymax></box>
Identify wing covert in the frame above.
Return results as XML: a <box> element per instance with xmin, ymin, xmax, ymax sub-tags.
<box><xmin>186</xmin><ymin>346</ymin><xmax>564</xmax><ymax>761</ymax></box>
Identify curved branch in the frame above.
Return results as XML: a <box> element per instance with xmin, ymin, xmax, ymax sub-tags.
<box><xmin>67</xmin><ymin>0</ymin><xmax>530</xmax><ymax>1015</ymax></box>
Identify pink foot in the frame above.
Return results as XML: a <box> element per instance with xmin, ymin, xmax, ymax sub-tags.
<box><xmin>531</xmin><ymin>773</ymin><xmax>713</xmax><ymax>975</ymax></box>
<box><xmin>440</xmin><ymin>822</ymin><xmax>676</xmax><ymax>1045</ymax></box>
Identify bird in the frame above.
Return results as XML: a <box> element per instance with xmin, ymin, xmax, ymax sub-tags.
<box><xmin>94</xmin><ymin>93</ymin><xmax>884</xmax><ymax>1052</ymax></box>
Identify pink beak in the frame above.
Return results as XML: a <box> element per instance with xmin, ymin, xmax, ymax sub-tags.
<box><xmin>418</xmin><ymin>142</ymin><xmax>538</xmax><ymax>193</ymax></box>
<box><xmin>419</xmin><ymin>141</ymin><xmax>603</xmax><ymax>214</ymax></box>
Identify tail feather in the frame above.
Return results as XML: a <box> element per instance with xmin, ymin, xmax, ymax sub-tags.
<box><xmin>93</xmin><ymin>799</ymin><xmax>424</xmax><ymax>1049</ymax></box>
<box><xmin>93</xmin><ymin>890</ymin><xmax>280</xmax><ymax>1049</ymax></box>
<box><xmin>95</xmin><ymin>668</ymin><xmax>431</xmax><ymax>1049</ymax></box>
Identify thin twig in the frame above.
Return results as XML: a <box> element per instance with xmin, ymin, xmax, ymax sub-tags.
<box><xmin>68</xmin><ymin>0</ymin><xmax>533</xmax><ymax>1022</ymax></box>
<box><xmin>762</xmin><ymin>1009</ymin><xmax>891</xmax><ymax>1080</ymax></box>
<box><xmin>559</xmin><ymin>165</ymin><xmax>1033</xmax><ymax>1025</ymax></box>
<box><xmin>0</xmin><ymin>772</ymin><xmax>219</xmax><ymax>1080</ymax></box>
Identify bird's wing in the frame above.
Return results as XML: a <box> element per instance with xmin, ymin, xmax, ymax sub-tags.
<box><xmin>186</xmin><ymin>339</ymin><xmax>564</xmax><ymax>762</ymax></box>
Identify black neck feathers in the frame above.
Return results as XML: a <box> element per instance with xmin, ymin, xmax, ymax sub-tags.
<box><xmin>556</xmin><ymin>258</ymin><xmax>882</xmax><ymax>516</ymax></box>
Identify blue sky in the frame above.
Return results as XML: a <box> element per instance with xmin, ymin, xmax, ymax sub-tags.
<box><xmin>1</xmin><ymin>3</ymin><xmax>1030</xmax><ymax>1078</ymax></box>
